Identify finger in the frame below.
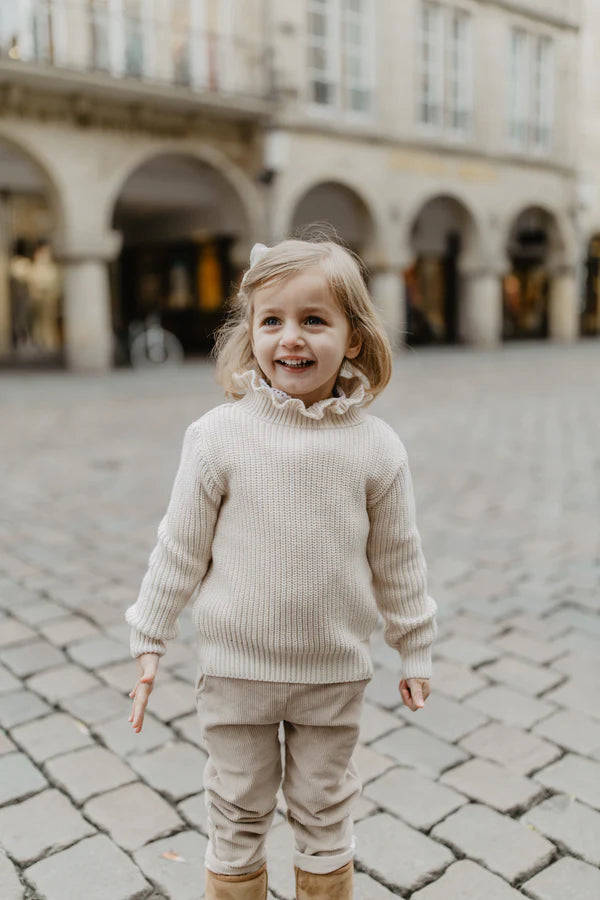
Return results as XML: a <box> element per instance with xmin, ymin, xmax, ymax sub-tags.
<box><xmin>130</xmin><ymin>683</ymin><xmax>151</xmax><ymax>731</ymax></box>
<box><xmin>400</xmin><ymin>681</ymin><xmax>417</xmax><ymax>711</ymax></box>
<box><xmin>411</xmin><ymin>684</ymin><xmax>425</xmax><ymax>708</ymax></box>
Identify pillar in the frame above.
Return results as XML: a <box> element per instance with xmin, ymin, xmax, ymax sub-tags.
<box><xmin>0</xmin><ymin>193</ymin><xmax>11</xmax><ymax>355</ymax></box>
<box><xmin>461</xmin><ymin>268</ymin><xmax>503</xmax><ymax>347</ymax></box>
<box><xmin>549</xmin><ymin>268</ymin><xmax>579</xmax><ymax>342</ymax></box>
<box><xmin>59</xmin><ymin>231</ymin><xmax>122</xmax><ymax>372</ymax></box>
<box><xmin>370</xmin><ymin>268</ymin><xmax>406</xmax><ymax>349</ymax></box>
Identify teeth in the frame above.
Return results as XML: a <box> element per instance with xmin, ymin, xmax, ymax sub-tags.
<box><xmin>278</xmin><ymin>360</ymin><xmax>312</xmax><ymax>368</ymax></box>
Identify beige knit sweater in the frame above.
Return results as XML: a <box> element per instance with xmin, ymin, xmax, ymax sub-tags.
<box><xmin>125</xmin><ymin>367</ymin><xmax>437</xmax><ymax>682</ymax></box>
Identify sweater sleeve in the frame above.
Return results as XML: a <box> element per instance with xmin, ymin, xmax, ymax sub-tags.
<box><xmin>125</xmin><ymin>422</ymin><xmax>223</xmax><ymax>657</ymax></box>
<box><xmin>366</xmin><ymin>456</ymin><xmax>437</xmax><ymax>679</ymax></box>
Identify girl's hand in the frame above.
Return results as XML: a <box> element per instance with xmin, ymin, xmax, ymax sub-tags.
<box><xmin>128</xmin><ymin>653</ymin><xmax>160</xmax><ymax>733</ymax></box>
<box><xmin>399</xmin><ymin>677</ymin><xmax>430</xmax><ymax>711</ymax></box>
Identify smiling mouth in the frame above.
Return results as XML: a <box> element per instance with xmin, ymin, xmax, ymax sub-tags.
<box><xmin>276</xmin><ymin>360</ymin><xmax>315</xmax><ymax>369</ymax></box>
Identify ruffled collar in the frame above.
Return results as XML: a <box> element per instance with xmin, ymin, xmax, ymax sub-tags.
<box><xmin>231</xmin><ymin>361</ymin><xmax>373</xmax><ymax>426</ymax></box>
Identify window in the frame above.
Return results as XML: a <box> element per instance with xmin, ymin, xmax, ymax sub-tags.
<box><xmin>307</xmin><ymin>0</ymin><xmax>373</xmax><ymax>116</ymax></box>
<box><xmin>509</xmin><ymin>28</ymin><xmax>554</xmax><ymax>152</ymax></box>
<box><xmin>418</xmin><ymin>2</ymin><xmax>472</xmax><ymax>137</ymax></box>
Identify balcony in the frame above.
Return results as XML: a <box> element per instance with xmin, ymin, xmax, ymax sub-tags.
<box><xmin>0</xmin><ymin>0</ymin><xmax>272</xmax><ymax>120</ymax></box>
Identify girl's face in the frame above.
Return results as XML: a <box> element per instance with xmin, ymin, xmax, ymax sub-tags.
<box><xmin>251</xmin><ymin>267</ymin><xmax>362</xmax><ymax>407</ymax></box>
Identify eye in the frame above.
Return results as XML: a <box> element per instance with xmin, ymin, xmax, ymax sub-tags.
<box><xmin>306</xmin><ymin>315</ymin><xmax>325</xmax><ymax>325</ymax></box>
<box><xmin>261</xmin><ymin>316</ymin><xmax>279</xmax><ymax>326</ymax></box>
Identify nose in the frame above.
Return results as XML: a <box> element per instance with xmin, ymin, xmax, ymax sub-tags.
<box><xmin>280</xmin><ymin>321</ymin><xmax>304</xmax><ymax>347</ymax></box>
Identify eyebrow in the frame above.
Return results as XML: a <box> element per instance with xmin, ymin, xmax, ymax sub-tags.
<box><xmin>256</xmin><ymin>306</ymin><xmax>329</xmax><ymax>316</ymax></box>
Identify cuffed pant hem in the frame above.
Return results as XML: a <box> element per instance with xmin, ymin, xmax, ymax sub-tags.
<box><xmin>205</xmin><ymin>840</ymin><xmax>266</xmax><ymax>877</ymax></box>
<box><xmin>293</xmin><ymin>840</ymin><xmax>355</xmax><ymax>875</ymax></box>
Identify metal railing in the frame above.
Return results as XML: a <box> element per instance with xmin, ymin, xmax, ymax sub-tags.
<box><xmin>0</xmin><ymin>0</ymin><xmax>270</xmax><ymax>101</ymax></box>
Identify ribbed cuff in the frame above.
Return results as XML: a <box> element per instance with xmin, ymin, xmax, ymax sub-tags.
<box><xmin>130</xmin><ymin>628</ymin><xmax>166</xmax><ymax>658</ymax></box>
<box><xmin>294</xmin><ymin>838</ymin><xmax>355</xmax><ymax>875</ymax></box>
<box><xmin>401</xmin><ymin>644</ymin><xmax>432</xmax><ymax>680</ymax></box>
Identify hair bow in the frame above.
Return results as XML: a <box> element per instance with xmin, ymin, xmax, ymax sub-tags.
<box><xmin>249</xmin><ymin>243</ymin><xmax>269</xmax><ymax>268</ymax></box>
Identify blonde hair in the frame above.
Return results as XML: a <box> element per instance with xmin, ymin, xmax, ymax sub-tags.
<box><xmin>212</xmin><ymin>237</ymin><xmax>393</xmax><ymax>402</ymax></box>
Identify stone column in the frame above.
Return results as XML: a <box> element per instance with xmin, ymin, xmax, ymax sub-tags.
<box><xmin>461</xmin><ymin>268</ymin><xmax>503</xmax><ymax>347</ymax></box>
<box><xmin>548</xmin><ymin>267</ymin><xmax>579</xmax><ymax>342</ymax></box>
<box><xmin>370</xmin><ymin>268</ymin><xmax>407</xmax><ymax>350</ymax></box>
<box><xmin>0</xmin><ymin>193</ymin><xmax>11</xmax><ymax>356</ymax></box>
<box><xmin>59</xmin><ymin>232</ymin><xmax>122</xmax><ymax>372</ymax></box>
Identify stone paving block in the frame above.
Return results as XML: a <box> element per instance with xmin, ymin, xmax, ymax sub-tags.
<box><xmin>67</xmin><ymin>634</ymin><xmax>131</xmax><ymax>669</ymax></box>
<box><xmin>0</xmin><ymin>639</ymin><xmax>66</xmax><ymax>677</ymax></box>
<box><xmin>521</xmin><ymin>856</ymin><xmax>600</xmax><ymax>900</ymax></box>
<box><xmin>38</xmin><ymin>615</ymin><xmax>100</xmax><ymax>646</ymax></box>
<box><xmin>533</xmin><ymin>709</ymin><xmax>600</xmax><ymax>758</ymax></box>
<box><xmin>0</xmin><ymin>848</ymin><xmax>22</xmax><ymax>900</ymax></box>
<box><xmin>510</xmin><ymin>614</ymin><xmax>568</xmax><ymax>640</ymax></box>
<box><xmin>446</xmin><ymin>613</ymin><xmax>505</xmax><ymax>641</ymax></box>
<box><xmin>372</xmin><ymin>724</ymin><xmax>469</xmax><ymax>777</ymax></box>
<box><xmin>430</xmin><ymin>659</ymin><xmax>489</xmax><ymax>700</ymax></box>
<box><xmin>0</xmin><ymin>731</ymin><xmax>16</xmax><ymax>755</ymax></box>
<box><xmin>492</xmin><ymin>630</ymin><xmax>564</xmax><ymax>664</ymax></box>
<box><xmin>172</xmin><ymin>711</ymin><xmax>205</xmax><ymax>748</ymax></box>
<box><xmin>145</xmin><ymin>678</ymin><xmax>197</xmax><ymax>722</ymax></box>
<box><xmin>84</xmin><ymin>781</ymin><xmax>183</xmax><ymax>851</ymax></box>
<box><xmin>478</xmin><ymin>656</ymin><xmax>564</xmax><ymax>697</ymax></box>
<box><xmin>0</xmin><ymin>752</ymin><xmax>47</xmax><ymax>805</ymax></box>
<box><xmin>0</xmin><ymin>788</ymin><xmax>95</xmax><ymax>864</ymax></box>
<box><xmin>534</xmin><ymin>752</ymin><xmax>600</xmax><ymax>809</ymax></box>
<box><xmin>465</xmin><ymin>685</ymin><xmax>555</xmax><ymax>728</ymax></box>
<box><xmin>95</xmin><ymin>711</ymin><xmax>174</xmax><ymax>756</ymax></box>
<box><xmin>59</xmin><ymin>685</ymin><xmax>131</xmax><ymax>725</ymax></box>
<box><xmin>25</xmin><ymin>663</ymin><xmax>101</xmax><ymax>703</ymax></box>
<box><xmin>440</xmin><ymin>758</ymin><xmax>544</xmax><ymax>813</ymax></box>
<box><xmin>359</xmin><ymin>701</ymin><xmax>403</xmax><ymax>744</ymax></box>
<box><xmin>354</xmin><ymin>872</ymin><xmax>397</xmax><ymax>898</ymax></box>
<box><xmin>353</xmin><ymin>742</ymin><xmax>395</xmax><ymax>784</ymax></box>
<box><xmin>431</xmin><ymin>803</ymin><xmax>554</xmax><ymax>883</ymax></box>
<box><xmin>521</xmin><ymin>794</ymin><xmax>600</xmax><ymax>866</ymax></box>
<box><xmin>354</xmin><ymin>812</ymin><xmax>454</xmax><ymax>892</ymax></box>
<box><xmin>129</xmin><ymin>741</ymin><xmax>207</xmax><ymax>801</ymax></box>
<box><xmin>0</xmin><ymin>663</ymin><xmax>20</xmax><ymax>694</ymax></box>
<box><xmin>364</xmin><ymin>766</ymin><xmax>468</xmax><ymax>830</ymax></box>
<box><xmin>411</xmin><ymin>859</ymin><xmax>524</xmax><ymax>899</ymax></box>
<box><xmin>11</xmin><ymin>712</ymin><xmax>93</xmax><ymax>762</ymax></box>
<box><xmin>24</xmin><ymin>833</ymin><xmax>150</xmax><ymax>900</ymax></box>
<box><xmin>97</xmin><ymin>659</ymin><xmax>137</xmax><ymax>691</ymax></box>
<box><xmin>549</xmin><ymin>678</ymin><xmax>600</xmax><ymax>720</ymax></box>
<box><xmin>365</xmin><ymin>667</ymin><xmax>402</xmax><ymax>709</ymax></box>
<box><xmin>177</xmin><ymin>792</ymin><xmax>208</xmax><ymax>835</ymax></box>
<box><xmin>396</xmin><ymin>692</ymin><xmax>487</xmax><ymax>742</ymax></box>
<box><xmin>546</xmin><ymin>608</ymin><xmax>600</xmax><ymax>638</ymax></box>
<box><xmin>459</xmin><ymin>722</ymin><xmax>562</xmax><ymax>775</ymax></box>
<box><xmin>549</xmin><ymin>629</ymin><xmax>600</xmax><ymax>657</ymax></box>
<box><xmin>0</xmin><ymin>618</ymin><xmax>37</xmax><ymax>648</ymax></box>
<box><xmin>434</xmin><ymin>636</ymin><xmax>500</xmax><ymax>667</ymax></box>
<box><xmin>353</xmin><ymin>794</ymin><xmax>377</xmax><ymax>821</ymax></box>
<box><xmin>551</xmin><ymin>647</ymin><xmax>600</xmax><ymax>677</ymax></box>
<box><xmin>0</xmin><ymin>689</ymin><xmax>51</xmax><ymax>728</ymax></box>
<box><xmin>133</xmin><ymin>829</ymin><xmax>207</xmax><ymax>900</ymax></box>
<box><xmin>15</xmin><ymin>599</ymin><xmax>67</xmax><ymax>626</ymax></box>
<box><xmin>45</xmin><ymin>745</ymin><xmax>137</xmax><ymax>803</ymax></box>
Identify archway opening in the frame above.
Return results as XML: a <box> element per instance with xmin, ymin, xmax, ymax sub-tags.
<box><xmin>406</xmin><ymin>196</ymin><xmax>476</xmax><ymax>345</ymax></box>
<box><xmin>504</xmin><ymin>207</ymin><xmax>557</xmax><ymax>340</ymax></box>
<box><xmin>0</xmin><ymin>141</ymin><xmax>64</xmax><ymax>366</ymax></box>
<box><xmin>289</xmin><ymin>181</ymin><xmax>374</xmax><ymax>263</ymax></box>
<box><xmin>582</xmin><ymin>235</ymin><xmax>600</xmax><ymax>336</ymax></box>
<box><xmin>111</xmin><ymin>153</ymin><xmax>250</xmax><ymax>359</ymax></box>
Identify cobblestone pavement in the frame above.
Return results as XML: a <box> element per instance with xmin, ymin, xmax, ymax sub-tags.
<box><xmin>1</xmin><ymin>342</ymin><xmax>600</xmax><ymax>899</ymax></box>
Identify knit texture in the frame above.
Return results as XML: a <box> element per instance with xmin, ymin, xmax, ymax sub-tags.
<box><xmin>125</xmin><ymin>366</ymin><xmax>437</xmax><ymax>681</ymax></box>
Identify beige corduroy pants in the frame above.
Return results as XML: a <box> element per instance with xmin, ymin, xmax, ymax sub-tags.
<box><xmin>195</xmin><ymin>674</ymin><xmax>368</xmax><ymax>876</ymax></box>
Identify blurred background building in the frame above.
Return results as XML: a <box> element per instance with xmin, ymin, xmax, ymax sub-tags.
<box><xmin>0</xmin><ymin>0</ymin><xmax>595</xmax><ymax>372</ymax></box>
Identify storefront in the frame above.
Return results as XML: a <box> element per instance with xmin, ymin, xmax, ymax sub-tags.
<box><xmin>582</xmin><ymin>235</ymin><xmax>600</xmax><ymax>336</ymax></box>
<box><xmin>504</xmin><ymin>209</ymin><xmax>551</xmax><ymax>340</ymax></box>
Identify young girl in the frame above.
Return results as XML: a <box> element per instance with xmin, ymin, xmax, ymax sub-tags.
<box><xmin>126</xmin><ymin>238</ymin><xmax>437</xmax><ymax>900</ymax></box>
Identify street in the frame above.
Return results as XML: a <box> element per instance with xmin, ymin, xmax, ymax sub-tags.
<box><xmin>1</xmin><ymin>341</ymin><xmax>599</xmax><ymax>899</ymax></box>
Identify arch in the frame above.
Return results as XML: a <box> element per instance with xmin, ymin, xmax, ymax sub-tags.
<box><xmin>0</xmin><ymin>127</ymin><xmax>66</xmax><ymax>241</ymax></box>
<box><xmin>404</xmin><ymin>190</ymin><xmax>487</xmax><ymax>269</ymax></box>
<box><xmin>103</xmin><ymin>141</ymin><xmax>263</xmax><ymax>239</ymax></box>
<box><xmin>582</xmin><ymin>233</ymin><xmax>600</xmax><ymax>336</ymax></box>
<box><xmin>108</xmin><ymin>147</ymin><xmax>263</xmax><ymax>358</ymax></box>
<box><xmin>279</xmin><ymin>175</ymin><xmax>380</xmax><ymax>261</ymax></box>
<box><xmin>504</xmin><ymin>202</ymin><xmax>575</xmax><ymax>270</ymax></box>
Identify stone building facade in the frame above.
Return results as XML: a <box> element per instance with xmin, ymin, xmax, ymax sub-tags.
<box><xmin>0</xmin><ymin>0</ymin><xmax>587</xmax><ymax>370</ymax></box>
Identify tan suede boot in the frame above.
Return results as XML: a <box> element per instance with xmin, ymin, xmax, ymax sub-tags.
<box><xmin>205</xmin><ymin>863</ymin><xmax>268</xmax><ymax>899</ymax></box>
<box><xmin>295</xmin><ymin>860</ymin><xmax>353</xmax><ymax>899</ymax></box>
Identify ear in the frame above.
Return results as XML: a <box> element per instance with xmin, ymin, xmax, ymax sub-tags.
<box><xmin>345</xmin><ymin>329</ymin><xmax>362</xmax><ymax>360</ymax></box>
